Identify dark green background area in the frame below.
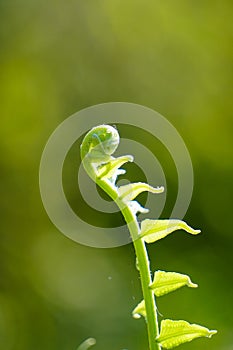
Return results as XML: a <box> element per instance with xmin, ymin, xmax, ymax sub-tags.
<box><xmin>0</xmin><ymin>1</ymin><xmax>233</xmax><ymax>349</ymax></box>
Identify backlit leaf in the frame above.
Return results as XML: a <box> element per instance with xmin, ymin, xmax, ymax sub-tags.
<box><xmin>97</xmin><ymin>155</ymin><xmax>133</xmax><ymax>179</ymax></box>
<box><xmin>132</xmin><ymin>300</ymin><xmax>146</xmax><ymax>319</ymax></box>
<box><xmin>118</xmin><ymin>183</ymin><xmax>164</xmax><ymax>202</ymax></box>
<box><xmin>140</xmin><ymin>219</ymin><xmax>200</xmax><ymax>243</ymax></box>
<box><xmin>157</xmin><ymin>319</ymin><xmax>217</xmax><ymax>349</ymax></box>
<box><xmin>150</xmin><ymin>270</ymin><xmax>198</xmax><ymax>297</ymax></box>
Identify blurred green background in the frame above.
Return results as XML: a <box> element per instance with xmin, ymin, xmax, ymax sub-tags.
<box><xmin>1</xmin><ymin>1</ymin><xmax>233</xmax><ymax>349</ymax></box>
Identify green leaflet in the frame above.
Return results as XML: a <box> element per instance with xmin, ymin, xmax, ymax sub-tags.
<box><xmin>96</xmin><ymin>155</ymin><xmax>133</xmax><ymax>180</ymax></box>
<box><xmin>77</xmin><ymin>338</ymin><xmax>96</xmax><ymax>350</ymax></box>
<box><xmin>132</xmin><ymin>300</ymin><xmax>146</xmax><ymax>319</ymax></box>
<box><xmin>140</xmin><ymin>219</ymin><xmax>201</xmax><ymax>243</ymax></box>
<box><xmin>118</xmin><ymin>182</ymin><xmax>164</xmax><ymax>202</ymax></box>
<box><xmin>150</xmin><ymin>270</ymin><xmax>198</xmax><ymax>297</ymax></box>
<box><xmin>156</xmin><ymin>319</ymin><xmax>217</xmax><ymax>349</ymax></box>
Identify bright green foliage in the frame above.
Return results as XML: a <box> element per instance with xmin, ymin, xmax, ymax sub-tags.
<box><xmin>80</xmin><ymin>125</ymin><xmax>217</xmax><ymax>350</ymax></box>
<box><xmin>97</xmin><ymin>155</ymin><xmax>133</xmax><ymax>179</ymax></box>
<box><xmin>140</xmin><ymin>219</ymin><xmax>200</xmax><ymax>244</ymax></box>
<box><xmin>156</xmin><ymin>320</ymin><xmax>217</xmax><ymax>349</ymax></box>
<box><xmin>118</xmin><ymin>182</ymin><xmax>164</xmax><ymax>202</ymax></box>
<box><xmin>132</xmin><ymin>300</ymin><xmax>146</xmax><ymax>319</ymax></box>
<box><xmin>150</xmin><ymin>271</ymin><xmax>198</xmax><ymax>297</ymax></box>
<box><xmin>80</xmin><ymin>124</ymin><xmax>119</xmax><ymax>162</ymax></box>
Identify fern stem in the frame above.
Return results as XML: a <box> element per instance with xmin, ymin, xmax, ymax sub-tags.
<box><xmin>96</xmin><ymin>178</ymin><xmax>160</xmax><ymax>350</ymax></box>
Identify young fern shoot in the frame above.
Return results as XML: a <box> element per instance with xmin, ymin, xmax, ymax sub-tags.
<box><xmin>80</xmin><ymin>125</ymin><xmax>217</xmax><ymax>350</ymax></box>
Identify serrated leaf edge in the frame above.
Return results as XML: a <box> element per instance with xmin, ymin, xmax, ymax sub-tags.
<box><xmin>156</xmin><ymin>319</ymin><xmax>217</xmax><ymax>349</ymax></box>
<box><xmin>150</xmin><ymin>270</ymin><xmax>198</xmax><ymax>297</ymax></box>
<box><xmin>140</xmin><ymin>219</ymin><xmax>201</xmax><ymax>244</ymax></box>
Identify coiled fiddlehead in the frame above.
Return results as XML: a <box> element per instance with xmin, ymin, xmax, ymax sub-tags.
<box><xmin>81</xmin><ymin>125</ymin><xmax>120</xmax><ymax>162</ymax></box>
